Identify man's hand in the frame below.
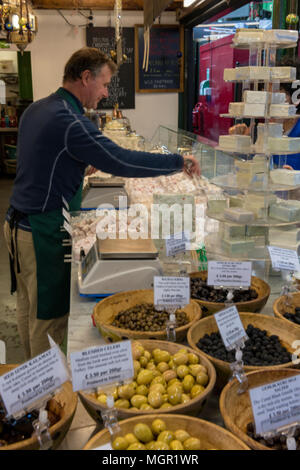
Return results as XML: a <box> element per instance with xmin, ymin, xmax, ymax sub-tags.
<box><xmin>228</xmin><ymin>123</ymin><xmax>250</xmax><ymax>135</ymax></box>
<box><xmin>183</xmin><ymin>154</ymin><xmax>201</xmax><ymax>178</ymax></box>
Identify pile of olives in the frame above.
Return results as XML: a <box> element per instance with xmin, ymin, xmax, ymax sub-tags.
<box><xmin>95</xmin><ymin>342</ymin><xmax>209</xmax><ymax>411</ymax></box>
<box><xmin>0</xmin><ymin>399</ymin><xmax>62</xmax><ymax>446</ymax></box>
<box><xmin>197</xmin><ymin>324</ymin><xmax>292</xmax><ymax>366</ymax></box>
<box><xmin>112</xmin><ymin>418</ymin><xmax>204</xmax><ymax>450</ymax></box>
<box><xmin>112</xmin><ymin>303</ymin><xmax>189</xmax><ymax>332</ymax></box>
<box><xmin>246</xmin><ymin>422</ymin><xmax>300</xmax><ymax>450</ymax></box>
<box><xmin>191</xmin><ymin>278</ymin><xmax>258</xmax><ymax>303</ymax></box>
<box><xmin>283</xmin><ymin>307</ymin><xmax>300</xmax><ymax>326</ymax></box>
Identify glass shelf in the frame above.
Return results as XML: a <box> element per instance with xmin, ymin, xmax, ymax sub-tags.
<box><xmin>210</xmin><ymin>174</ymin><xmax>300</xmax><ymax>193</ymax></box>
<box><xmin>204</xmin><ymin>233</ymin><xmax>271</xmax><ymax>261</ymax></box>
<box><xmin>220</xmin><ymin>114</ymin><xmax>300</xmax><ymax>120</ymax></box>
<box><xmin>231</xmin><ymin>41</ymin><xmax>298</xmax><ymax>50</ymax></box>
<box><xmin>206</xmin><ymin>210</ymin><xmax>300</xmax><ymax>228</ymax></box>
<box><xmin>215</xmin><ymin>145</ymin><xmax>300</xmax><ymax>156</ymax></box>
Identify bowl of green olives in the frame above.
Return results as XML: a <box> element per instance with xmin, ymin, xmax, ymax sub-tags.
<box><xmin>187</xmin><ymin>312</ymin><xmax>300</xmax><ymax>389</ymax></box>
<box><xmin>93</xmin><ymin>289</ymin><xmax>202</xmax><ymax>343</ymax></box>
<box><xmin>0</xmin><ymin>364</ymin><xmax>78</xmax><ymax>450</ymax></box>
<box><xmin>219</xmin><ymin>368</ymin><xmax>300</xmax><ymax>450</ymax></box>
<box><xmin>189</xmin><ymin>271</ymin><xmax>271</xmax><ymax>317</ymax></box>
<box><xmin>78</xmin><ymin>339</ymin><xmax>216</xmax><ymax>423</ymax></box>
<box><xmin>273</xmin><ymin>291</ymin><xmax>300</xmax><ymax>329</ymax></box>
<box><xmin>83</xmin><ymin>414</ymin><xmax>250</xmax><ymax>450</ymax></box>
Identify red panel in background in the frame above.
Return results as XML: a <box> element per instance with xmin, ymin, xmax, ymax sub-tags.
<box><xmin>194</xmin><ymin>34</ymin><xmax>249</xmax><ymax>143</ymax></box>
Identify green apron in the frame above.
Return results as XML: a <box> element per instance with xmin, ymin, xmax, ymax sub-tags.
<box><xmin>28</xmin><ymin>88</ymin><xmax>83</xmax><ymax>320</ymax></box>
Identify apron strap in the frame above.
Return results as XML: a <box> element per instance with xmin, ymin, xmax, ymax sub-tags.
<box><xmin>8</xmin><ymin>208</ymin><xmax>27</xmax><ymax>294</ymax></box>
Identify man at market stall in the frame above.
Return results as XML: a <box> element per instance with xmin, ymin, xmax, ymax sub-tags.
<box><xmin>3</xmin><ymin>47</ymin><xmax>201</xmax><ymax>360</ymax></box>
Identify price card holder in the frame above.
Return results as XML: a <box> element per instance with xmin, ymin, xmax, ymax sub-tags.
<box><xmin>249</xmin><ymin>375</ymin><xmax>300</xmax><ymax>450</ymax></box>
<box><xmin>207</xmin><ymin>261</ymin><xmax>252</xmax><ymax>306</ymax></box>
<box><xmin>214</xmin><ymin>306</ymin><xmax>249</xmax><ymax>394</ymax></box>
<box><xmin>165</xmin><ymin>231</ymin><xmax>190</xmax><ymax>258</ymax></box>
<box><xmin>70</xmin><ymin>341</ymin><xmax>134</xmax><ymax>440</ymax></box>
<box><xmin>154</xmin><ymin>276</ymin><xmax>190</xmax><ymax>342</ymax></box>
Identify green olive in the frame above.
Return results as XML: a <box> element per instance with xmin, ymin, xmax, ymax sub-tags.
<box><xmin>152</xmin><ymin>349</ymin><xmax>171</xmax><ymax>364</ymax></box>
<box><xmin>160</xmin><ymin>402</ymin><xmax>173</xmax><ymax>409</ymax></box>
<box><xmin>157</xmin><ymin>362</ymin><xmax>169</xmax><ymax>373</ymax></box>
<box><xmin>174</xmin><ymin>429</ymin><xmax>190</xmax><ymax>442</ymax></box>
<box><xmin>148</xmin><ymin>390</ymin><xmax>164</xmax><ymax>408</ymax></box>
<box><xmin>151</xmin><ymin>418</ymin><xmax>167</xmax><ymax>435</ymax></box>
<box><xmin>133</xmin><ymin>423</ymin><xmax>154</xmax><ymax>443</ymax></box>
<box><xmin>96</xmin><ymin>394</ymin><xmax>107</xmax><ymax>404</ymax></box>
<box><xmin>181</xmin><ymin>393</ymin><xmax>191</xmax><ymax>404</ymax></box>
<box><xmin>196</xmin><ymin>372</ymin><xmax>209</xmax><ymax>386</ymax></box>
<box><xmin>140</xmin><ymin>403</ymin><xmax>153</xmax><ymax>411</ymax></box>
<box><xmin>131</xmin><ymin>394</ymin><xmax>148</xmax><ymax>408</ymax></box>
<box><xmin>190</xmin><ymin>384</ymin><xmax>205</xmax><ymax>399</ymax></box>
<box><xmin>189</xmin><ymin>364</ymin><xmax>205</xmax><ymax>377</ymax></box>
<box><xmin>157</xmin><ymin>430</ymin><xmax>174</xmax><ymax>445</ymax></box>
<box><xmin>112</xmin><ymin>436</ymin><xmax>128</xmax><ymax>450</ymax></box>
<box><xmin>149</xmin><ymin>383</ymin><xmax>165</xmax><ymax>395</ymax></box>
<box><xmin>187</xmin><ymin>352</ymin><xmax>199</xmax><ymax>364</ymax></box>
<box><xmin>176</xmin><ymin>364</ymin><xmax>189</xmax><ymax>379</ymax></box>
<box><xmin>136</xmin><ymin>384</ymin><xmax>148</xmax><ymax>396</ymax></box>
<box><xmin>151</xmin><ymin>441</ymin><xmax>170</xmax><ymax>450</ymax></box>
<box><xmin>170</xmin><ymin>439</ymin><xmax>184</xmax><ymax>450</ymax></box>
<box><xmin>167</xmin><ymin>383</ymin><xmax>182</xmax><ymax>405</ymax></box>
<box><xmin>127</xmin><ymin>442</ymin><xmax>146</xmax><ymax>450</ymax></box>
<box><xmin>139</xmin><ymin>355</ymin><xmax>149</xmax><ymax>368</ymax></box>
<box><xmin>184</xmin><ymin>437</ymin><xmax>201</xmax><ymax>450</ymax></box>
<box><xmin>114</xmin><ymin>399</ymin><xmax>130</xmax><ymax>409</ymax></box>
<box><xmin>182</xmin><ymin>374</ymin><xmax>195</xmax><ymax>393</ymax></box>
<box><xmin>162</xmin><ymin>370</ymin><xmax>177</xmax><ymax>383</ymax></box>
<box><xmin>173</xmin><ymin>352</ymin><xmax>189</xmax><ymax>366</ymax></box>
<box><xmin>124</xmin><ymin>433</ymin><xmax>139</xmax><ymax>446</ymax></box>
<box><xmin>118</xmin><ymin>383</ymin><xmax>136</xmax><ymax>400</ymax></box>
<box><xmin>137</xmin><ymin>369</ymin><xmax>153</xmax><ymax>385</ymax></box>
<box><xmin>151</xmin><ymin>376</ymin><xmax>166</xmax><ymax>387</ymax></box>
<box><xmin>132</xmin><ymin>342</ymin><xmax>144</xmax><ymax>360</ymax></box>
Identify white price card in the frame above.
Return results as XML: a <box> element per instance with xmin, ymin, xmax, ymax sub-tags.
<box><xmin>165</xmin><ymin>231</ymin><xmax>190</xmax><ymax>257</ymax></box>
<box><xmin>154</xmin><ymin>276</ymin><xmax>190</xmax><ymax>307</ymax></box>
<box><xmin>214</xmin><ymin>306</ymin><xmax>247</xmax><ymax>350</ymax></box>
<box><xmin>249</xmin><ymin>375</ymin><xmax>300</xmax><ymax>436</ymax></box>
<box><xmin>207</xmin><ymin>261</ymin><xmax>252</xmax><ymax>287</ymax></box>
<box><xmin>268</xmin><ymin>246</ymin><xmax>300</xmax><ymax>272</ymax></box>
<box><xmin>0</xmin><ymin>347</ymin><xmax>69</xmax><ymax>418</ymax></box>
<box><xmin>70</xmin><ymin>341</ymin><xmax>134</xmax><ymax>392</ymax></box>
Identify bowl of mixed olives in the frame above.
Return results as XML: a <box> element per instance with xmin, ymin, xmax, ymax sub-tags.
<box><xmin>220</xmin><ymin>368</ymin><xmax>300</xmax><ymax>450</ymax></box>
<box><xmin>83</xmin><ymin>414</ymin><xmax>250</xmax><ymax>450</ymax></box>
<box><xmin>273</xmin><ymin>291</ymin><xmax>300</xmax><ymax>329</ymax></box>
<box><xmin>189</xmin><ymin>272</ymin><xmax>271</xmax><ymax>316</ymax></box>
<box><xmin>0</xmin><ymin>364</ymin><xmax>77</xmax><ymax>450</ymax></box>
<box><xmin>78</xmin><ymin>340</ymin><xmax>216</xmax><ymax>423</ymax></box>
<box><xmin>93</xmin><ymin>289</ymin><xmax>202</xmax><ymax>343</ymax></box>
<box><xmin>187</xmin><ymin>312</ymin><xmax>300</xmax><ymax>389</ymax></box>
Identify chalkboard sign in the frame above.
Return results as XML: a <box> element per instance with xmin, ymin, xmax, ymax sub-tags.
<box><xmin>86</xmin><ymin>26</ymin><xmax>135</xmax><ymax>109</ymax></box>
<box><xmin>135</xmin><ymin>25</ymin><xmax>184</xmax><ymax>93</ymax></box>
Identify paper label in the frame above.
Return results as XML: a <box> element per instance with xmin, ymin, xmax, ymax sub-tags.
<box><xmin>0</xmin><ymin>347</ymin><xmax>69</xmax><ymax>417</ymax></box>
<box><xmin>70</xmin><ymin>341</ymin><xmax>134</xmax><ymax>392</ymax></box>
<box><xmin>165</xmin><ymin>231</ymin><xmax>190</xmax><ymax>257</ymax></box>
<box><xmin>207</xmin><ymin>261</ymin><xmax>252</xmax><ymax>287</ymax></box>
<box><xmin>154</xmin><ymin>276</ymin><xmax>190</xmax><ymax>307</ymax></box>
<box><xmin>268</xmin><ymin>246</ymin><xmax>300</xmax><ymax>272</ymax></box>
<box><xmin>249</xmin><ymin>375</ymin><xmax>300</xmax><ymax>436</ymax></box>
<box><xmin>214</xmin><ymin>306</ymin><xmax>247</xmax><ymax>350</ymax></box>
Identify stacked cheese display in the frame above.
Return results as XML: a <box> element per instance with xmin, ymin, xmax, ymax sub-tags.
<box><xmin>232</xmin><ymin>28</ymin><xmax>299</xmax><ymax>46</ymax></box>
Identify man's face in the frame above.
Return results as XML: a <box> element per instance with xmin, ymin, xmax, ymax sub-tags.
<box><xmin>83</xmin><ymin>64</ymin><xmax>112</xmax><ymax>109</ymax></box>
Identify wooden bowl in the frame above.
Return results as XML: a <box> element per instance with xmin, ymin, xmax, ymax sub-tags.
<box><xmin>0</xmin><ymin>364</ymin><xmax>77</xmax><ymax>450</ymax></box>
<box><xmin>189</xmin><ymin>272</ymin><xmax>270</xmax><ymax>316</ymax></box>
<box><xmin>273</xmin><ymin>291</ymin><xmax>300</xmax><ymax>329</ymax></box>
<box><xmin>83</xmin><ymin>413</ymin><xmax>250</xmax><ymax>450</ymax></box>
<box><xmin>79</xmin><ymin>339</ymin><xmax>216</xmax><ymax>424</ymax></box>
<box><xmin>93</xmin><ymin>289</ymin><xmax>202</xmax><ymax>343</ymax></box>
<box><xmin>220</xmin><ymin>368</ymin><xmax>300</xmax><ymax>450</ymax></box>
<box><xmin>187</xmin><ymin>312</ymin><xmax>300</xmax><ymax>390</ymax></box>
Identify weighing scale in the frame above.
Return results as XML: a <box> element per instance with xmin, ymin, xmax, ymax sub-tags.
<box><xmin>81</xmin><ymin>177</ymin><xmax>129</xmax><ymax>210</ymax></box>
<box><xmin>78</xmin><ymin>237</ymin><xmax>164</xmax><ymax>297</ymax></box>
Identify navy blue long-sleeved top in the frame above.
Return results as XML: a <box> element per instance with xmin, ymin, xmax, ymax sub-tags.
<box><xmin>8</xmin><ymin>88</ymin><xmax>184</xmax><ymax>229</ymax></box>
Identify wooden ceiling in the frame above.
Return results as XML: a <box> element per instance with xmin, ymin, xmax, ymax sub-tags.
<box><xmin>31</xmin><ymin>0</ymin><xmax>183</xmax><ymax>10</ymax></box>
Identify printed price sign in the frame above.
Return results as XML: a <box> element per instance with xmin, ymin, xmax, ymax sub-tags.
<box><xmin>165</xmin><ymin>231</ymin><xmax>190</xmax><ymax>257</ymax></box>
<box><xmin>268</xmin><ymin>246</ymin><xmax>300</xmax><ymax>272</ymax></box>
<box><xmin>249</xmin><ymin>375</ymin><xmax>300</xmax><ymax>436</ymax></box>
<box><xmin>154</xmin><ymin>276</ymin><xmax>190</xmax><ymax>307</ymax></box>
<box><xmin>70</xmin><ymin>341</ymin><xmax>134</xmax><ymax>392</ymax></box>
<box><xmin>207</xmin><ymin>261</ymin><xmax>252</xmax><ymax>287</ymax></box>
<box><xmin>0</xmin><ymin>347</ymin><xmax>69</xmax><ymax>418</ymax></box>
<box><xmin>214</xmin><ymin>306</ymin><xmax>247</xmax><ymax>350</ymax></box>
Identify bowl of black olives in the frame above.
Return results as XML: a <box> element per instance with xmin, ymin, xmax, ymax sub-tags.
<box><xmin>0</xmin><ymin>364</ymin><xmax>77</xmax><ymax>450</ymax></box>
<box><xmin>189</xmin><ymin>272</ymin><xmax>271</xmax><ymax>317</ymax></box>
<box><xmin>273</xmin><ymin>291</ymin><xmax>300</xmax><ymax>329</ymax></box>
<box><xmin>219</xmin><ymin>368</ymin><xmax>300</xmax><ymax>450</ymax></box>
<box><xmin>187</xmin><ymin>313</ymin><xmax>300</xmax><ymax>389</ymax></box>
<box><xmin>93</xmin><ymin>289</ymin><xmax>202</xmax><ymax>343</ymax></box>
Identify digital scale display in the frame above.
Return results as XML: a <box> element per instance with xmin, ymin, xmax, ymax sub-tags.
<box><xmin>81</xmin><ymin>243</ymin><xmax>97</xmax><ymax>281</ymax></box>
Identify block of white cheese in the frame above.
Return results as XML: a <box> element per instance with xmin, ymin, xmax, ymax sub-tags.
<box><xmin>207</xmin><ymin>199</ymin><xmax>228</xmax><ymax>213</ymax></box>
<box><xmin>269</xmin><ymin>202</ymin><xmax>300</xmax><ymax>222</ymax></box>
<box><xmin>233</xmin><ymin>29</ymin><xmax>265</xmax><ymax>45</ymax></box>
<box><xmin>222</xmin><ymin>238</ymin><xmax>255</xmax><ymax>255</ymax></box>
<box><xmin>222</xmin><ymin>222</ymin><xmax>246</xmax><ymax>239</ymax></box>
<box><xmin>255</xmin><ymin>123</ymin><xmax>283</xmax><ymax>152</ymax></box>
<box><xmin>219</xmin><ymin>135</ymin><xmax>251</xmax><ymax>152</ymax></box>
<box><xmin>224</xmin><ymin>68</ymin><xmax>237</xmax><ymax>81</ymax></box>
<box><xmin>228</xmin><ymin>102</ymin><xmax>245</xmax><ymax>116</ymax></box>
<box><xmin>264</xmin><ymin>30</ymin><xmax>299</xmax><ymax>44</ymax></box>
<box><xmin>270</xmin><ymin>169</ymin><xmax>300</xmax><ymax>186</ymax></box>
<box><xmin>268</xmin><ymin>136</ymin><xmax>300</xmax><ymax>153</ymax></box>
<box><xmin>229</xmin><ymin>195</ymin><xmax>245</xmax><ymax>208</ymax></box>
<box><xmin>243</xmin><ymin>90</ymin><xmax>286</xmax><ymax>105</ymax></box>
<box><xmin>246</xmin><ymin>226</ymin><xmax>268</xmax><ymax>237</ymax></box>
<box><xmin>243</xmin><ymin>103</ymin><xmax>267</xmax><ymax>117</ymax></box>
<box><xmin>235</xmin><ymin>66</ymin><xmax>271</xmax><ymax>81</ymax></box>
<box><xmin>271</xmin><ymin>67</ymin><xmax>296</xmax><ymax>81</ymax></box>
<box><xmin>235</xmin><ymin>157</ymin><xmax>266</xmax><ymax>186</ymax></box>
<box><xmin>245</xmin><ymin>192</ymin><xmax>277</xmax><ymax>218</ymax></box>
<box><xmin>224</xmin><ymin>207</ymin><xmax>255</xmax><ymax>223</ymax></box>
<box><xmin>269</xmin><ymin>226</ymin><xmax>300</xmax><ymax>245</ymax></box>
<box><xmin>269</xmin><ymin>104</ymin><xmax>296</xmax><ymax>117</ymax></box>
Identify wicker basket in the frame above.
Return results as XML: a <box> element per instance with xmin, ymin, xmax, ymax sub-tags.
<box><xmin>93</xmin><ymin>289</ymin><xmax>202</xmax><ymax>343</ymax></box>
<box><xmin>189</xmin><ymin>271</ymin><xmax>270</xmax><ymax>317</ymax></box>
<box><xmin>187</xmin><ymin>312</ymin><xmax>300</xmax><ymax>390</ymax></box>
<box><xmin>83</xmin><ymin>413</ymin><xmax>250</xmax><ymax>450</ymax></box>
<box><xmin>219</xmin><ymin>368</ymin><xmax>300</xmax><ymax>451</ymax></box>
<box><xmin>79</xmin><ymin>339</ymin><xmax>216</xmax><ymax>424</ymax></box>
<box><xmin>0</xmin><ymin>364</ymin><xmax>78</xmax><ymax>450</ymax></box>
<box><xmin>273</xmin><ymin>291</ymin><xmax>300</xmax><ymax>329</ymax></box>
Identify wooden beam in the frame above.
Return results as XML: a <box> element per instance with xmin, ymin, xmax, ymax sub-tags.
<box><xmin>31</xmin><ymin>0</ymin><xmax>182</xmax><ymax>11</ymax></box>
